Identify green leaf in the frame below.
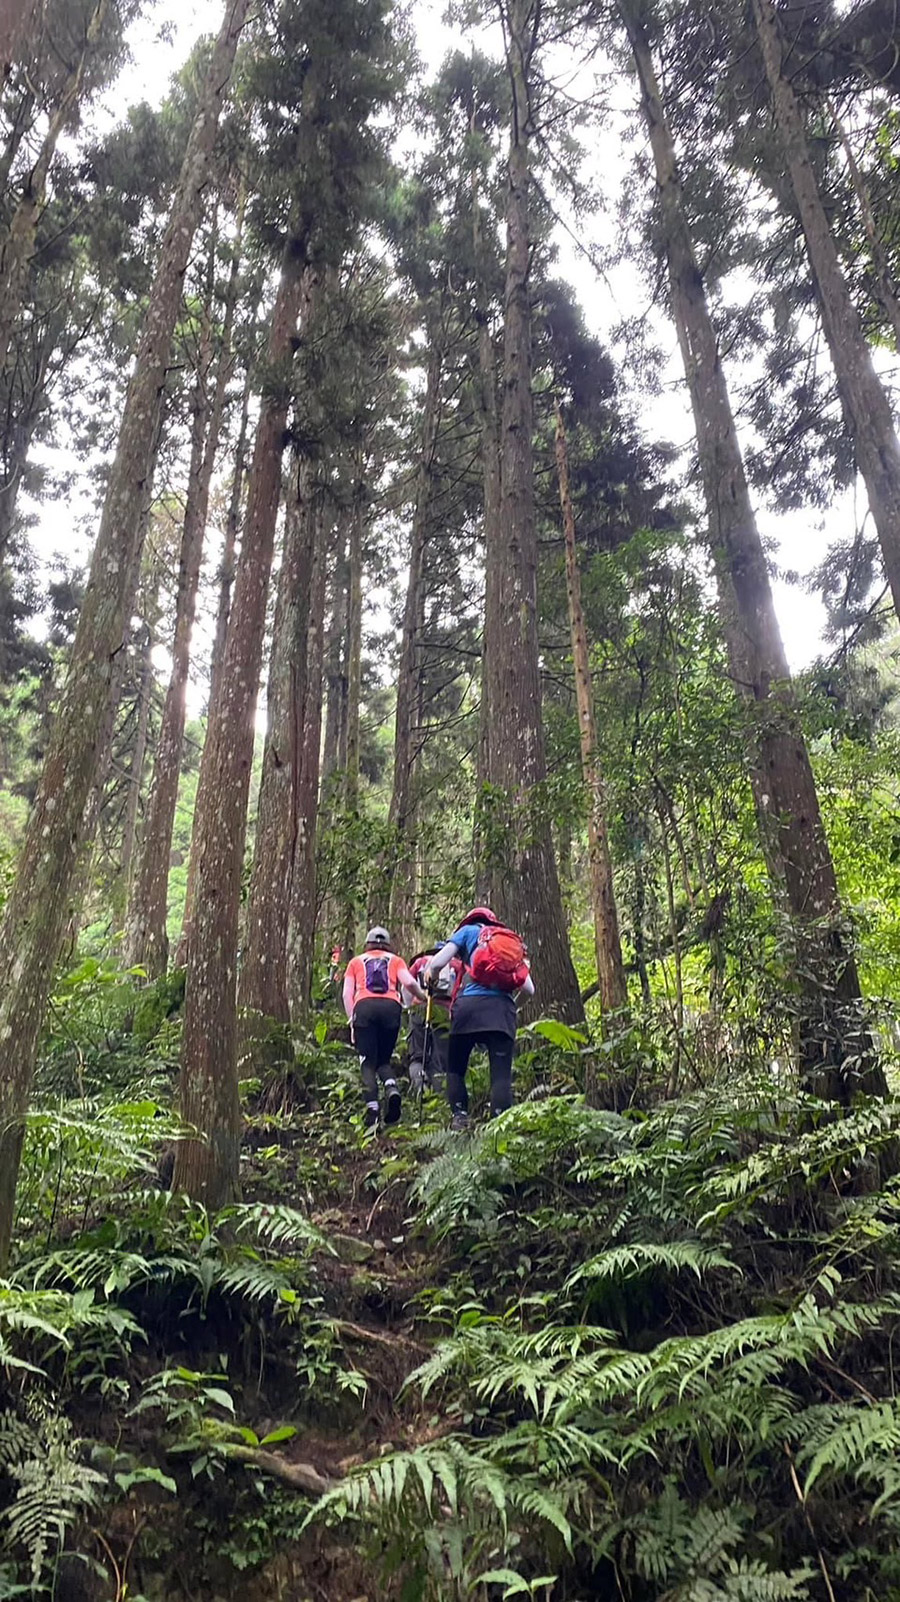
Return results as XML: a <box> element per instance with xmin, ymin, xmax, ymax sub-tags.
<box><xmin>115</xmin><ymin>1467</ymin><xmax>177</xmax><ymax>1496</ymax></box>
<box><xmin>203</xmin><ymin>1388</ymin><xmax>235</xmax><ymax>1414</ymax></box>
<box><xmin>260</xmin><ymin>1425</ymin><xmax>297</xmax><ymax>1446</ymax></box>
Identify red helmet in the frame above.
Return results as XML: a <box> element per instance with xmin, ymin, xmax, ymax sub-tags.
<box><xmin>461</xmin><ymin>905</ymin><xmax>499</xmax><ymax>925</ymax></box>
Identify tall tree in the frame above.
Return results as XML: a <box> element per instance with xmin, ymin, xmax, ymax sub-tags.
<box><xmin>0</xmin><ymin>0</ymin><xmax>251</xmax><ymax>1268</ymax></box>
<box><xmin>385</xmin><ymin>332</ymin><xmax>443</xmax><ymax>956</ymax></box>
<box><xmin>175</xmin><ymin>0</ymin><xmax>401</xmax><ymax>1203</ymax></box>
<box><xmin>619</xmin><ymin>0</ymin><xmax>886</xmax><ymax>1102</ymax></box>
<box><xmin>174</xmin><ymin>243</ymin><xmax>309</xmax><ymax>1205</ymax></box>
<box><xmin>238</xmin><ymin>444</ymin><xmax>318</xmax><ymax>1041</ymax></box>
<box><xmin>485</xmin><ymin>0</ymin><xmax>583</xmax><ymax>1022</ymax></box>
<box><xmin>125</xmin><ymin>206</ymin><xmax>245</xmax><ymax>977</ymax></box>
<box><xmin>287</xmin><ymin>482</ymin><xmax>328</xmax><ymax>1022</ymax></box>
<box><xmin>554</xmin><ymin>404</ymin><xmax>628</xmax><ymax>1037</ymax></box>
<box><xmin>750</xmin><ymin>0</ymin><xmax>900</xmax><ymax>626</ymax></box>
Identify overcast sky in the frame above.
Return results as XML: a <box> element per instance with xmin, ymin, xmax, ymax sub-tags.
<box><xmin>26</xmin><ymin>0</ymin><xmax>864</xmax><ymax>673</ymax></box>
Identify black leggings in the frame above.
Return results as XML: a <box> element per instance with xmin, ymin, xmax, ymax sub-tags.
<box><xmin>447</xmin><ymin>1031</ymin><xmax>515</xmax><ymax>1117</ymax></box>
<box><xmin>353</xmin><ymin>999</ymin><xmax>401</xmax><ymax>1102</ymax></box>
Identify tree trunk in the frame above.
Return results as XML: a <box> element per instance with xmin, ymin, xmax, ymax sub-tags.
<box><xmin>209</xmin><ymin>366</ymin><xmax>251</xmax><ymax>715</ymax></box>
<box><xmin>287</xmin><ymin>489</ymin><xmax>328</xmax><ymax>1023</ymax></box>
<box><xmin>622</xmin><ymin>1</ymin><xmax>886</xmax><ymax>1103</ymax></box>
<box><xmin>340</xmin><ymin>480</ymin><xmax>363</xmax><ymax>956</ymax></box>
<box><xmin>320</xmin><ymin>519</ymin><xmax>349</xmax><ymax>793</ymax></box>
<box><xmin>472</xmin><ymin>186</ymin><xmax>503</xmax><ymax>898</ymax></box>
<box><xmin>555</xmin><ymin>406</ymin><xmax>628</xmax><ymax>1039</ymax></box>
<box><xmin>173</xmin><ymin>241</ymin><xmax>308</xmax><ymax>1209</ymax></box>
<box><xmin>0</xmin><ymin>0</ymin><xmax>250</xmax><ymax>1270</ymax></box>
<box><xmin>381</xmin><ymin>335</ymin><xmax>442</xmax><ymax>956</ymax></box>
<box><xmin>126</xmin><ymin>212</ymin><xmax>244</xmax><ymax>978</ymax></box>
<box><xmin>488</xmin><ymin>0</ymin><xmax>583</xmax><ymax>1023</ymax></box>
<box><xmin>117</xmin><ymin>626</ymin><xmax>154</xmax><ymax>922</ymax></box>
<box><xmin>0</xmin><ymin>0</ymin><xmax>111</xmax><ymax>379</ymax></box>
<box><xmin>751</xmin><ymin>0</ymin><xmax>900</xmax><ymax>626</ymax></box>
<box><xmin>239</xmin><ymin>406</ymin><xmax>320</xmax><ymax>1047</ymax></box>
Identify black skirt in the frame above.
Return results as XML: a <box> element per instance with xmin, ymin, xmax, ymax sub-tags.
<box><xmin>450</xmin><ymin>990</ymin><xmax>517</xmax><ymax>1040</ymax></box>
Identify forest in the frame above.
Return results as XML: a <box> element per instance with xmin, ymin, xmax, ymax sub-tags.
<box><xmin>3</xmin><ymin>0</ymin><xmax>900</xmax><ymax>1595</ymax></box>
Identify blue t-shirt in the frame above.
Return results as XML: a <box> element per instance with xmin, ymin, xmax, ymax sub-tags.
<box><xmin>446</xmin><ymin>923</ymin><xmax>499</xmax><ymax>998</ymax></box>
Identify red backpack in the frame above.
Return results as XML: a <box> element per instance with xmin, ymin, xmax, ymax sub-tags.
<box><xmin>466</xmin><ymin>924</ymin><xmax>529</xmax><ymax>993</ymax></box>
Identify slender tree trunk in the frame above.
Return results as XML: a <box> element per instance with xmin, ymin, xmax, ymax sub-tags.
<box><xmin>209</xmin><ymin>367</ymin><xmax>251</xmax><ymax>714</ymax></box>
<box><xmin>118</xmin><ymin>627</ymin><xmax>154</xmax><ymax>920</ymax></box>
<box><xmin>751</xmin><ymin>0</ymin><xmax>900</xmax><ymax>624</ymax></box>
<box><xmin>488</xmin><ymin>0</ymin><xmax>583</xmax><ymax>1023</ymax></box>
<box><xmin>0</xmin><ymin>0</ymin><xmax>249</xmax><ymax>1270</ymax></box>
<box><xmin>173</xmin><ymin>241</ymin><xmax>308</xmax><ymax>1208</ymax></box>
<box><xmin>622</xmin><ymin>1</ymin><xmax>886</xmax><ymax>1102</ymax></box>
<box><xmin>472</xmin><ymin>187</ymin><xmax>502</xmax><ymax>897</ymax></box>
<box><xmin>320</xmin><ymin>521</ymin><xmax>349</xmax><ymax>793</ymax></box>
<box><xmin>175</xmin><ymin>371</ymin><xmax>252</xmax><ymax>970</ymax></box>
<box><xmin>126</xmin><ymin>213</ymin><xmax>244</xmax><ymax>977</ymax></box>
<box><xmin>288</xmin><ymin>488</ymin><xmax>328</xmax><ymax>1023</ymax></box>
<box><xmin>555</xmin><ymin>406</ymin><xmax>628</xmax><ymax>1034</ymax></box>
<box><xmin>827</xmin><ymin>97</ymin><xmax>900</xmax><ymax>351</ymax></box>
<box><xmin>381</xmin><ymin>335</ymin><xmax>442</xmax><ymax>956</ymax></box>
<box><xmin>239</xmin><ymin>402</ymin><xmax>320</xmax><ymax>1044</ymax></box>
<box><xmin>0</xmin><ymin>0</ymin><xmax>111</xmax><ymax>377</ymax></box>
<box><xmin>340</xmin><ymin>479</ymin><xmax>363</xmax><ymax>956</ymax></box>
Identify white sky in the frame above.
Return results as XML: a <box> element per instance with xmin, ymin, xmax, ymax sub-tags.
<box><xmin>25</xmin><ymin>0</ymin><xmax>868</xmax><ymax>673</ymax></box>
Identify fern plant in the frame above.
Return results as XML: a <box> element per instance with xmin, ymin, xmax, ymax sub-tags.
<box><xmin>0</xmin><ymin>1404</ymin><xmax>105</xmax><ymax>1589</ymax></box>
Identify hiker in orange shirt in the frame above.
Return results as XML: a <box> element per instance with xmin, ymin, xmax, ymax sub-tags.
<box><xmin>343</xmin><ymin>927</ymin><xmax>425</xmax><ymax>1128</ymax></box>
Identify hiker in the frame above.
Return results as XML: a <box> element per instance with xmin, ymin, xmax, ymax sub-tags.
<box><xmin>343</xmin><ymin>927</ymin><xmax>425</xmax><ymax>1128</ymax></box>
<box><xmin>404</xmin><ymin>945</ymin><xmax>463</xmax><ymax>1092</ymax></box>
<box><xmin>424</xmin><ymin>906</ymin><xmax>534</xmax><ymax>1130</ymax></box>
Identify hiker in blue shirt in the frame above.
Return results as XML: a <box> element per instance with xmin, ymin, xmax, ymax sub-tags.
<box><xmin>424</xmin><ymin>906</ymin><xmax>534</xmax><ymax>1131</ymax></box>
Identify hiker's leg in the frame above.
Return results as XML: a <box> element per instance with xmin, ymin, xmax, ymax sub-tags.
<box><xmin>447</xmin><ymin>1033</ymin><xmax>475</xmax><ymax>1116</ymax></box>
<box><xmin>373</xmin><ymin>1003</ymin><xmax>401</xmax><ymax>1086</ymax></box>
<box><xmin>375</xmin><ymin>1003</ymin><xmax>403</xmax><ymax>1124</ymax></box>
<box><xmin>352</xmin><ymin>1001</ymin><xmax>381</xmax><ymax>1120</ymax></box>
<box><xmin>408</xmin><ymin>1015</ymin><xmax>426</xmax><ymax>1090</ymax></box>
<box><xmin>430</xmin><ymin>1023</ymin><xmax>450</xmax><ymax>1087</ymax></box>
<box><xmin>486</xmin><ymin>1032</ymin><xmax>515</xmax><ymax>1116</ymax></box>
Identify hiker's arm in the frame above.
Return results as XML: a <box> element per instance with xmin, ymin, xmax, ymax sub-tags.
<box><xmin>425</xmin><ymin>941</ymin><xmax>459</xmax><ymax>984</ymax></box>
<box><xmin>399</xmin><ymin>964</ymin><xmax>426</xmax><ymax>1002</ymax></box>
<box><xmin>516</xmin><ymin>972</ymin><xmax>535</xmax><ymax>1000</ymax></box>
<box><xmin>342</xmin><ymin>971</ymin><xmax>355</xmax><ymax>1020</ymax></box>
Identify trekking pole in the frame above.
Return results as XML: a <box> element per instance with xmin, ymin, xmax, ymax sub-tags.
<box><xmin>419</xmin><ymin>992</ymin><xmax>434</xmax><ymax>1127</ymax></box>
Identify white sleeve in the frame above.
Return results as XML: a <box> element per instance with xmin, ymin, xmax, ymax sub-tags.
<box><xmin>426</xmin><ymin>940</ymin><xmax>461</xmax><ymax>982</ymax></box>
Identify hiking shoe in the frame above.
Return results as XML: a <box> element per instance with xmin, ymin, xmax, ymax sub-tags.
<box><xmin>363</xmin><ymin>1103</ymin><xmax>379</xmax><ymax>1130</ymax></box>
<box><xmin>450</xmin><ymin>1111</ymin><xmax>469</xmax><ymax>1133</ymax></box>
<box><xmin>384</xmin><ymin>1084</ymin><xmax>402</xmax><ymax>1126</ymax></box>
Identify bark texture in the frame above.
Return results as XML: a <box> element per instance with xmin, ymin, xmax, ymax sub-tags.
<box><xmin>239</xmin><ymin>416</ymin><xmax>320</xmax><ymax>1042</ymax></box>
<box><xmin>752</xmin><ymin>0</ymin><xmax>900</xmax><ymax>624</ymax></box>
<box><xmin>623</xmin><ymin>1</ymin><xmax>886</xmax><ymax>1102</ymax></box>
<box><xmin>383</xmin><ymin>335</ymin><xmax>442</xmax><ymax>956</ymax></box>
<box><xmin>473</xmin><ymin>187</ymin><xmax>502</xmax><ymax>866</ymax></box>
<box><xmin>487</xmin><ymin>0</ymin><xmax>583</xmax><ymax>1023</ymax></box>
<box><xmin>340</xmin><ymin>483</ymin><xmax>363</xmax><ymax>956</ymax></box>
<box><xmin>126</xmin><ymin>218</ymin><xmax>242</xmax><ymax>977</ymax></box>
<box><xmin>555</xmin><ymin>407</ymin><xmax>628</xmax><ymax>1031</ymax></box>
<box><xmin>0</xmin><ymin>0</ymin><xmax>250</xmax><ymax>1269</ymax></box>
<box><xmin>287</xmin><ymin>491</ymin><xmax>328</xmax><ymax>1022</ymax></box>
<box><xmin>174</xmin><ymin>242</ymin><xmax>307</xmax><ymax>1208</ymax></box>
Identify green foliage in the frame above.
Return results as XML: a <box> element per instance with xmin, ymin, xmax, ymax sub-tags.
<box><xmin>0</xmin><ymin>1405</ymin><xmax>106</xmax><ymax>1588</ymax></box>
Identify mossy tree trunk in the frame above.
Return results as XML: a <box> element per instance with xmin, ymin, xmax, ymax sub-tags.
<box><xmin>0</xmin><ymin>0</ymin><xmax>251</xmax><ymax>1269</ymax></box>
